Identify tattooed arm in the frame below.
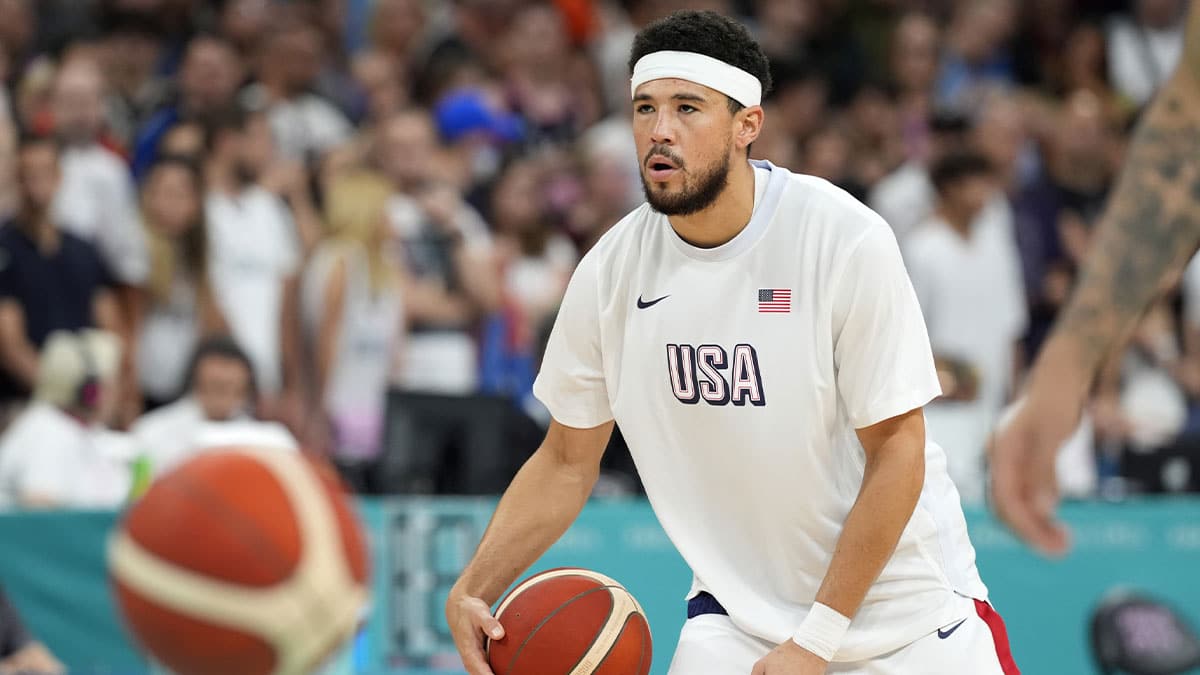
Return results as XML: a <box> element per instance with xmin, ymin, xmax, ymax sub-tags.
<box><xmin>990</xmin><ymin>5</ymin><xmax>1200</xmax><ymax>556</ymax></box>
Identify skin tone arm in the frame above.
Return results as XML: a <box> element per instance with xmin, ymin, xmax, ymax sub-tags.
<box><xmin>446</xmin><ymin>419</ymin><xmax>614</xmax><ymax>675</ymax></box>
<box><xmin>314</xmin><ymin>257</ymin><xmax>347</xmax><ymax>413</ymax></box>
<box><xmin>990</xmin><ymin>4</ymin><xmax>1200</xmax><ymax>556</ymax></box>
<box><xmin>753</xmin><ymin>408</ymin><xmax>927</xmax><ymax>674</ymax></box>
<box><xmin>0</xmin><ymin>301</ymin><xmax>38</xmax><ymax>389</ymax></box>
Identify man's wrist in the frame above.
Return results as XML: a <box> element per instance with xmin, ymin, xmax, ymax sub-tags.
<box><xmin>790</xmin><ymin>602</ymin><xmax>850</xmax><ymax>662</ymax></box>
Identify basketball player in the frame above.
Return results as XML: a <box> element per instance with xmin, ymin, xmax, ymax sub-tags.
<box><xmin>991</xmin><ymin>2</ymin><xmax>1200</xmax><ymax>555</ymax></box>
<box><xmin>447</xmin><ymin>11</ymin><xmax>1018</xmax><ymax>675</ymax></box>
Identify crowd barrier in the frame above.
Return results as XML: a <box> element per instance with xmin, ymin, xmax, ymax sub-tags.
<box><xmin>1</xmin><ymin>498</ymin><xmax>1198</xmax><ymax>674</ymax></box>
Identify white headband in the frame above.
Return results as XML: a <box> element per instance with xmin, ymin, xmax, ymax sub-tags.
<box><xmin>631</xmin><ymin>50</ymin><xmax>762</xmax><ymax>108</ymax></box>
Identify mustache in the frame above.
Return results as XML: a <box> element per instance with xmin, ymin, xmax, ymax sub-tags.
<box><xmin>644</xmin><ymin>146</ymin><xmax>684</xmax><ymax>168</ymax></box>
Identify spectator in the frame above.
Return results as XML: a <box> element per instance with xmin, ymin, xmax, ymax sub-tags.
<box><xmin>888</xmin><ymin>12</ymin><xmax>941</xmax><ymax>162</ymax></box>
<box><xmin>369</xmin><ymin>0</ymin><xmax>430</xmax><ymax>78</ymax></box>
<box><xmin>0</xmin><ymin>585</ymin><xmax>63</xmax><ymax>674</ymax></box>
<box><xmin>904</xmin><ymin>151</ymin><xmax>1027</xmax><ymax>503</ymax></box>
<box><xmin>131</xmin><ymin>35</ymin><xmax>244</xmax><ymax>181</ymax></box>
<box><xmin>936</xmin><ymin>0</ymin><xmax>1018</xmax><ymax>114</ymax></box>
<box><xmin>49</xmin><ymin>55</ymin><xmax>149</xmax><ymax>301</ymax></box>
<box><xmin>1014</xmin><ymin>89</ymin><xmax>1115</xmax><ymax>358</ymax></box>
<box><xmin>96</xmin><ymin>10</ymin><xmax>171</xmax><ymax>148</ymax></box>
<box><xmin>202</xmin><ymin>106</ymin><xmax>303</xmax><ymax>413</ymax></box>
<box><xmin>378</xmin><ymin>108</ymin><xmax>500</xmax><ymax>394</ymax></box>
<box><xmin>302</xmin><ymin>172</ymin><xmax>404</xmax><ymax>460</ymax></box>
<box><xmin>491</xmin><ymin>157</ymin><xmax>575</xmax><ymax>353</ymax></box>
<box><xmin>0</xmin><ymin>330</ymin><xmax>133</xmax><ymax>509</ymax></box>
<box><xmin>1107</xmin><ymin>0</ymin><xmax>1185</xmax><ymax>107</ymax></box>
<box><xmin>869</xmin><ymin>111</ymin><xmax>971</xmax><ymax>243</ymax></box>
<box><xmin>247</xmin><ymin>17</ymin><xmax>353</xmax><ymax>164</ymax></box>
<box><xmin>131</xmin><ymin>336</ymin><xmax>297</xmax><ymax>479</ymax></box>
<box><xmin>137</xmin><ymin>155</ymin><xmax>226</xmax><ymax>409</ymax></box>
<box><xmin>0</xmin><ymin>134</ymin><xmax>120</xmax><ymax>405</ymax></box>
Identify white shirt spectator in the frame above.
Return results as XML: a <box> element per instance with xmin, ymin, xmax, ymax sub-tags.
<box><xmin>904</xmin><ymin>197</ymin><xmax>1027</xmax><ymax>503</ymax></box>
<box><xmin>868</xmin><ymin>160</ymin><xmax>935</xmax><ymax>246</ymax></box>
<box><xmin>256</xmin><ymin>89</ymin><xmax>353</xmax><ymax>162</ymax></box>
<box><xmin>52</xmin><ymin>144</ymin><xmax>149</xmax><ymax>285</ymax></box>
<box><xmin>387</xmin><ymin>194</ymin><xmax>491</xmax><ymax>394</ymax></box>
<box><xmin>137</xmin><ymin>274</ymin><xmax>203</xmax><ymax>402</ymax></box>
<box><xmin>206</xmin><ymin>186</ymin><xmax>301</xmax><ymax>395</ymax></box>
<box><xmin>131</xmin><ymin>396</ymin><xmax>297</xmax><ymax>478</ymax></box>
<box><xmin>302</xmin><ymin>243</ymin><xmax>403</xmax><ymax>459</ymax></box>
<box><xmin>0</xmin><ymin>402</ymin><xmax>134</xmax><ymax>509</ymax></box>
<box><xmin>1108</xmin><ymin>13</ymin><xmax>1184</xmax><ymax>106</ymax></box>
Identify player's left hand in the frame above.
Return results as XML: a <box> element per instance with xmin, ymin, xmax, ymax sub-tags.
<box><xmin>750</xmin><ymin>640</ymin><xmax>827</xmax><ymax>674</ymax></box>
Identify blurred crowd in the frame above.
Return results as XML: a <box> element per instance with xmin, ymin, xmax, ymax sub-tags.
<box><xmin>0</xmin><ymin>0</ymin><xmax>1194</xmax><ymax>510</ymax></box>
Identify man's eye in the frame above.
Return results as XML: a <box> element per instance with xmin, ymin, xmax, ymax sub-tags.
<box><xmin>636</xmin><ymin>104</ymin><xmax>654</xmax><ymax>114</ymax></box>
<box><xmin>679</xmin><ymin>105</ymin><xmax>697</xmax><ymax>113</ymax></box>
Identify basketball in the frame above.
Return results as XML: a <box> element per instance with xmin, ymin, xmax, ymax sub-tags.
<box><xmin>106</xmin><ymin>447</ymin><xmax>370</xmax><ymax>675</ymax></box>
<box><xmin>487</xmin><ymin>568</ymin><xmax>652</xmax><ymax>675</ymax></box>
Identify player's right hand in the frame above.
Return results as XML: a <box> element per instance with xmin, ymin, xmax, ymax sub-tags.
<box><xmin>988</xmin><ymin>394</ymin><xmax>1078</xmax><ymax>557</ymax></box>
<box><xmin>446</xmin><ymin>589</ymin><xmax>505</xmax><ymax>675</ymax></box>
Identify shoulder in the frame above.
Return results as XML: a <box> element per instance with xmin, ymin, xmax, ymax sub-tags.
<box><xmin>59</xmin><ymin>231</ymin><xmax>104</xmax><ymax>261</ymax></box>
<box><xmin>777</xmin><ymin>171</ymin><xmax>893</xmax><ymax>246</ymax></box>
<box><xmin>132</xmin><ymin>398</ymin><xmax>201</xmax><ymax>437</ymax></box>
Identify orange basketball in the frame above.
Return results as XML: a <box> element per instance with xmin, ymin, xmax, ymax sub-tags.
<box><xmin>487</xmin><ymin>568</ymin><xmax>652</xmax><ymax>675</ymax></box>
<box><xmin>107</xmin><ymin>447</ymin><xmax>370</xmax><ymax>675</ymax></box>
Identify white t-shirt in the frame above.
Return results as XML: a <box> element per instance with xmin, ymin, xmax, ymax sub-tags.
<box><xmin>137</xmin><ymin>273</ymin><xmax>203</xmax><ymax>401</ymax></box>
<box><xmin>268</xmin><ymin>93</ymin><xmax>354</xmax><ymax>162</ymax></box>
<box><xmin>867</xmin><ymin>160</ymin><xmax>934</xmax><ymax>246</ymax></box>
<box><xmin>903</xmin><ymin>198</ymin><xmax>1027</xmax><ymax>503</ymax></box>
<box><xmin>1107</xmin><ymin>15</ymin><xmax>1184</xmax><ymax>106</ymax></box>
<box><xmin>131</xmin><ymin>397</ymin><xmax>298</xmax><ymax>477</ymax></box>
<box><xmin>52</xmin><ymin>143</ymin><xmax>149</xmax><ymax>285</ymax></box>
<box><xmin>206</xmin><ymin>186</ymin><xmax>301</xmax><ymax>395</ymax></box>
<box><xmin>533</xmin><ymin>161</ymin><xmax>986</xmax><ymax>661</ymax></box>
<box><xmin>0</xmin><ymin>402</ymin><xmax>134</xmax><ymax>509</ymax></box>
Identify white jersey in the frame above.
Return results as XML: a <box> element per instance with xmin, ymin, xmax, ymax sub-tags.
<box><xmin>533</xmin><ymin>160</ymin><xmax>987</xmax><ymax>661</ymax></box>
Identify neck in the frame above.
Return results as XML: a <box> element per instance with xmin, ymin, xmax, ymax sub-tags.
<box><xmin>937</xmin><ymin>206</ymin><xmax>973</xmax><ymax>237</ymax></box>
<box><xmin>667</xmin><ymin>159</ymin><xmax>756</xmax><ymax>248</ymax></box>
<box><xmin>19</xmin><ymin>210</ymin><xmax>58</xmax><ymax>251</ymax></box>
<box><xmin>206</xmin><ymin>162</ymin><xmax>242</xmax><ymax>195</ymax></box>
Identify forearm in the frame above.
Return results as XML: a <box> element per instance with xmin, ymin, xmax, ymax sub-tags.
<box><xmin>455</xmin><ymin>445</ymin><xmax>600</xmax><ymax>605</ymax></box>
<box><xmin>279</xmin><ymin>278</ymin><xmax>303</xmax><ymax>392</ymax></box>
<box><xmin>1046</xmin><ymin>74</ymin><xmax>1200</xmax><ymax>394</ymax></box>
<box><xmin>453</xmin><ymin>246</ymin><xmax>501</xmax><ymax>313</ymax></box>
<box><xmin>814</xmin><ymin>439</ymin><xmax>924</xmax><ymax>619</ymax></box>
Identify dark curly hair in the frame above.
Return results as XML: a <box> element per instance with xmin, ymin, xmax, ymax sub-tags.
<box><xmin>628</xmin><ymin>10</ymin><xmax>772</xmax><ymax>114</ymax></box>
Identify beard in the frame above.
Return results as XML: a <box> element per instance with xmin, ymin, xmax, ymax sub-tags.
<box><xmin>641</xmin><ymin>145</ymin><xmax>732</xmax><ymax>216</ymax></box>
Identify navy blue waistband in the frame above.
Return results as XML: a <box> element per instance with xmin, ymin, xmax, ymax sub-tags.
<box><xmin>687</xmin><ymin>591</ymin><xmax>728</xmax><ymax>618</ymax></box>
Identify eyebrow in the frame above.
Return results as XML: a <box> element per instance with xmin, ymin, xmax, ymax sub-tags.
<box><xmin>633</xmin><ymin>92</ymin><xmax>709</xmax><ymax>103</ymax></box>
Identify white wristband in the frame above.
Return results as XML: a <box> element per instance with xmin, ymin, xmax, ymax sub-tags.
<box><xmin>791</xmin><ymin>603</ymin><xmax>851</xmax><ymax>662</ymax></box>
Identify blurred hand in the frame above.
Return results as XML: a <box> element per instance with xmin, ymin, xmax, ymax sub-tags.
<box><xmin>260</xmin><ymin>161</ymin><xmax>310</xmax><ymax>201</ymax></box>
<box><xmin>446</xmin><ymin>589</ymin><xmax>504</xmax><ymax>675</ymax></box>
<box><xmin>416</xmin><ymin>184</ymin><xmax>465</xmax><ymax>234</ymax></box>
<box><xmin>989</xmin><ymin>390</ymin><xmax>1080</xmax><ymax>557</ymax></box>
<box><xmin>0</xmin><ymin>641</ymin><xmax>64</xmax><ymax>675</ymax></box>
<box><xmin>750</xmin><ymin>640</ymin><xmax>827</xmax><ymax>675</ymax></box>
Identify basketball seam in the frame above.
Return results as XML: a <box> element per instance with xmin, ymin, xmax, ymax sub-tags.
<box><xmin>589</xmin><ymin>608</ymin><xmax>635</xmax><ymax>674</ymax></box>
<box><xmin>504</xmin><ymin>586</ymin><xmax>613</xmax><ymax>675</ymax></box>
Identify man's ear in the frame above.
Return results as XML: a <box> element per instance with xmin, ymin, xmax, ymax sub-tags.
<box><xmin>735</xmin><ymin>105</ymin><xmax>765</xmax><ymax>152</ymax></box>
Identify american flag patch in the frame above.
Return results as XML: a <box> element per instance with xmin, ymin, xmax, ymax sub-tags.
<box><xmin>758</xmin><ymin>288</ymin><xmax>792</xmax><ymax>313</ymax></box>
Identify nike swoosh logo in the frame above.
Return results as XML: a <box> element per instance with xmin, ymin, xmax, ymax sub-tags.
<box><xmin>937</xmin><ymin>618</ymin><xmax>968</xmax><ymax>639</ymax></box>
<box><xmin>637</xmin><ymin>294</ymin><xmax>670</xmax><ymax>309</ymax></box>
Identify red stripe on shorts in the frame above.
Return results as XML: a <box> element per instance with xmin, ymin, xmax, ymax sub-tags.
<box><xmin>975</xmin><ymin>599</ymin><xmax>1021</xmax><ymax>674</ymax></box>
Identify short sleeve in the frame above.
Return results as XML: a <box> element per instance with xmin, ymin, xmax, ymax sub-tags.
<box><xmin>833</xmin><ymin>224</ymin><xmax>942</xmax><ymax>429</ymax></box>
<box><xmin>532</xmin><ymin>252</ymin><xmax>612</xmax><ymax>428</ymax></box>
<box><xmin>0</xmin><ymin>237</ymin><xmax>19</xmax><ymax>301</ymax></box>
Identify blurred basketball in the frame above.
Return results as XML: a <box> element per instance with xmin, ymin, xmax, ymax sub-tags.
<box><xmin>107</xmin><ymin>447</ymin><xmax>369</xmax><ymax>675</ymax></box>
<box><xmin>487</xmin><ymin>568</ymin><xmax>652</xmax><ymax>675</ymax></box>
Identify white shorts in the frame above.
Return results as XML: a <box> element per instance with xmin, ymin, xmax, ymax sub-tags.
<box><xmin>666</xmin><ymin>594</ymin><xmax>1020</xmax><ymax>675</ymax></box>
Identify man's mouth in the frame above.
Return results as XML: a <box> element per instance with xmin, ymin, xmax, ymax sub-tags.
<box><xmin>646</xmin><ymin>154</ymin><xmax>680</xmax><ymax>181</ymax></box>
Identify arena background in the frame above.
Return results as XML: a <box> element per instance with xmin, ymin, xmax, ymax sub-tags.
<box><xmin>0</xmin><ymin>0</ymin><xmax>1198</xmax><ymax>674</ymax></box>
